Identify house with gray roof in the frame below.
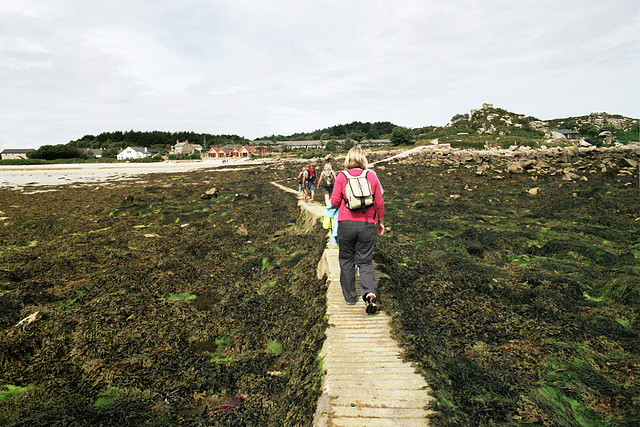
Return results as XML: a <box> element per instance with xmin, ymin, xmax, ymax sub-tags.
<box><xmin>277</xmin><ymin>140</ymin><xmax>324</xmax><ymax>149</ymax></box>
<box><xmin>1</xmin><ymin>148</ymin><xmax>35</xmax><ymax>160</ymax></box>
<box><xmin>117</xmin><ymin>146</ymin><xmax>153</xmax><ymax>160</ymax></box>
<box><xmin>171</xmin><ymin>141</ymin><xmax>203</xmax><ymax>155</ymax></box>
<box><xmin>551</xmin><ymin>129</ymin><xmax>580</xmax><ymax>140</ymax></box>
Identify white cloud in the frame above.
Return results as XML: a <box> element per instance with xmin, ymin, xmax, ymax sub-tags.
<box><xmin>0</xmin><ymin>0</ymin><xmax>638</xmax><ymax>149</ymax></box>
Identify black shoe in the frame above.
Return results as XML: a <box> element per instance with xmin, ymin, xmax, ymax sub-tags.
<box><xmin>364</xmin><ymin>293</ymin><xmax>377</xmax><ymax>314</ymax></box>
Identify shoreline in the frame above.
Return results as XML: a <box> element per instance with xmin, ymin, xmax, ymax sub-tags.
<box><xmin>0</xmin><ymin>158</ymin><xmax>268</xmax><ymax>191</ymax></box>
<box><xmin>2</xmin><ymin>143</ymin><xmax>637</xmax><ymax>191</ymax></box>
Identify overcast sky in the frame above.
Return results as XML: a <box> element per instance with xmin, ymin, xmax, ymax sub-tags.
<box><xmin>1</xmin><ymin>0</ymin><xmax>638</xmax><ymax>150</ymax></box>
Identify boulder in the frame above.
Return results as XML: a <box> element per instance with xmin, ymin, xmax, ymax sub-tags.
<box><xmin>580</xmin><ymin>140</ymin><xmax>592</xmax><ymax>147</ymax></box>
<box><xmin>235</xmin><ymin>224</ymin><xmax>249</xmax><ymax>236</ymax></box>
<box><xmin>459</xmin><ymin>152</ymin><xmax>474</xmax><ymax>162</ymax></box>
<box><xmin>201</xmin><ymin>187</ymin><xmax>220</xmax><ymax>199</ymax></box>
<box><xmin>562</xmin><ymin>170</ymin><xmax>581</xmax><ymax>181</ymax></box>
<box><xmin>507</xmin><ymin>162</ymin><xmax>524</xmax><ymax>174</ymax></box>
<box><xmin>476</xmin><ymin>164</ymin><xmax>490</xmax><ymax>176</ymax></box>
<box><xmin>536</xmin><ymin>161</ymin><xmax>551</xmax><ymax>169</ymax></box>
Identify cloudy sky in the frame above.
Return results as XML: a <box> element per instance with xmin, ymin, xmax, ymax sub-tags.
<box><xmin>1</xmin><ymin>0</ymin><xmax>638</xmax><ymax>150</ymax></box>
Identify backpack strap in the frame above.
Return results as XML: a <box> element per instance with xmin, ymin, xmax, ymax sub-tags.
<box><xmin>361</xmin><ymin>170</ymin><xmax>371</xmax><ymax>215</ymax></box>
<box><xmin>339</xmin><ymin>171</ymin><xmax>349</xmax><ymax>206</ymax></box>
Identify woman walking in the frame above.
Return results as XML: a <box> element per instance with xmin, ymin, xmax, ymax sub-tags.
<box><xmin>297</xmin><ymin>165</ymin><xmax>307</xmax><ymax>198</ymax></box>
<box><xmin>303</xmin><ymin>164</ymin><xmax>316</xmax><ymax>203</ymax></box>
<box><xmin>330</xmin><ymin>147</ymin><xmax>385</xmax><ymax>314</ymax></box>
<box><xmin>318</xmin><ymin>162</ymin><xmax>336</xmax><ymax>206</ymax></box>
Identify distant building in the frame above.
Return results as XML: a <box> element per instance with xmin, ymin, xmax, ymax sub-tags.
<box><xmin>277</xmin><ymin>140</ymin><xmax>324</xmax><ymax>149</ymax></box>
<box><xmin>171</xmin><ymin>141</ymin><xmax>203</xmax><ymax>155</ymax></box>
<box><xmin>359</xmin><ymin>139</ymin><xmax>391</xmax><ymax>147</ymax></box>
<box><xmin>1</xmin><ymin>148</ymin><xmax>35</xmax><ymax>160</ymax></box>
<box><xmin>551</xmin><ymin>129</ymin><xmax>580</xmax><ymax>140</ymax></box>
<box><xmin>204</xmin><ymin>147</ymin><xmax>229</xmax><ymax>159</ymax></box>
<box><xmin>250</xmin><ymin>139</ymin><xmax>275</xmax><ymax>146</ymax></box>
<box><xmin>85</xmin><ymin>149</ymin><xmax>103</xmax><ymax>158</ymax></box>
<box><xmin>117</xmin><ymin>146</ymin><xmax>152</xmax><ymax>160</ymax></box>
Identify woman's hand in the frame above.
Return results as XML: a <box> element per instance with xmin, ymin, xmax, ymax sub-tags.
<box><xmin>376</xmin><ymin>221</ymin><xmax>385</xmax><ymax>236</ymax></box>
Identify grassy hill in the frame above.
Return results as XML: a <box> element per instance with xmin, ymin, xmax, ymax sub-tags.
<box><xmin>275</xmin><ymin>105</ymin><xmax>638</xmax><ymax>151</ymax></box>
<box><xmin>414</xmin><ymin>106</ymin><xmax>639</xmax><ymax>150</ymax></box>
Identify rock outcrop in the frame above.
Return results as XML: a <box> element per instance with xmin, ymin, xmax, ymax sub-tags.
<box><xmin>385</xmin><ymin>143</ymin><xmax>639</xmax><ymax>184</ymax></box>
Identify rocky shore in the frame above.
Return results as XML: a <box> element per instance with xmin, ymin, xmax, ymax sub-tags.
<box><xmin>379</xmin><ymin>143</ymin><xmax>640</xmax><ymax>184</ymax></box>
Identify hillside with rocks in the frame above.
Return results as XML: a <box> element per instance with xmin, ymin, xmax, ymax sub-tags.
<box><xmin>417</xmin><ymin>104</ymin><xmax>638</xmax><ymax>149</ymax></box>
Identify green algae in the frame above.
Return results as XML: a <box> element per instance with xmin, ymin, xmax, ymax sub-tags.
<box><xmin>0</xmin><ymin>384</ymin><xmax>35</xmax><ymax>402</ymax></box>
<box><xmin>92</xmin><ymin>387</ymin><xmax>124</xmax><ymax>409</ymax></box>
<box><xmin>375</xmin><ymin>158</ymin><xmax>640</xmax><ymax>426</ymax></box>
<box><xmin>159</xmin><ymin>292</ymin><xmax>197</xmax><ymax>302</ymax></box>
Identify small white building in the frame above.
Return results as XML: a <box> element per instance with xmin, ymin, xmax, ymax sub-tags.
<box><xmin>117</xmin><ymin>146</ymin><xmax>152</xmax><ymax>160</ymax></box>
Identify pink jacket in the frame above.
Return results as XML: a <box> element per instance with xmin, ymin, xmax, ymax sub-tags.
<box><xmin>330</xmin><ymin>168</ymin><xmax>385</xmax><ymax>223</ymax></box>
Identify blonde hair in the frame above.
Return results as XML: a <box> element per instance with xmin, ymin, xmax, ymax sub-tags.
<box><xmin>344</xmin><ymin>146</ymin><xmax>368</xmax><ymax>170</ymax></box>
<box><xmin>323</xmin><ymin>163</ymin><xmax>333</xmax><ymax>171</ymax></box>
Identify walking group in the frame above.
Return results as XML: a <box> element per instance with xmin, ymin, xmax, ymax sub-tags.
<box><xmin>298</xmin><ymin>147</ymin><xmax>385</xmax><ymax>314</ymax></box>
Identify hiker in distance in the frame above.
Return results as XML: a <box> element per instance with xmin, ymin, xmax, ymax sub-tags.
<box><xmin>297</xmin><ymin>165</ymin><xmax>307</xmax><ymax>199</ymax></box>
<box><xmin>318</xmin><ymin>162</ymin><xmax>336</xmax><ymax>206</ymax></box>
<box><xmin>303</xmin><ymin>163</ymin><xmax>316</xmax><ymax>203</ymax></box>
<box><xmin>330</xmin><ymin>146</ymin><xmax>385</xmax><ymax>314</ymax></box>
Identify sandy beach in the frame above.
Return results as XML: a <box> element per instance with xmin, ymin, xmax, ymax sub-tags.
<box><xmin>0</xmin><ymin>158</ymin><xmax>264</xmax><ymax>191</ymax></box>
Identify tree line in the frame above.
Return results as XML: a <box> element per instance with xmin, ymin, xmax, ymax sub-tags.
<box><xmin>259</xmin><ymin>121</ymin><xmax>399</xmax><ymax>142</ymax></box>
<box><xmin>21</xmin><ymin>131</ymin><xmax>250</xmax><ymax>161</ymax></box>
<box><xmin>68</xmin><ymin>130</ymin><xmax>249</xmax><ymax>151</ymax></box>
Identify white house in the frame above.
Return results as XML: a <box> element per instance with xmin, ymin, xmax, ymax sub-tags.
<box><xmin>117</xmin><ymin>146</ymin><xmax>152</xmax><ymax>160</ymax></box>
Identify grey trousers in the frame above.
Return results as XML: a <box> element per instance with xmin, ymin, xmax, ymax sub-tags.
<box><xmin>337</xmin><ymin>221</ymin><xmax>377</xmax><ymax>304</ymax></box>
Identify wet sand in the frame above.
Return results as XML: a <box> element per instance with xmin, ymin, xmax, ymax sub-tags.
<box><xmin>0</xmin><ymin>158</ymin><xmax>262</xmax><ymax>191</ymax></box>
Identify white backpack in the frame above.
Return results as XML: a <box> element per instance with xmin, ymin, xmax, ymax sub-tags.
<box><xmin>342</xmin><ymin>170</ymin><xmax>374</xmax><ymax>213</ymax></box>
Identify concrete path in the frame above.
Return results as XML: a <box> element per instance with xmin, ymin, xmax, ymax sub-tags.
<box><xmin>370</xmin><ymin>144</ymin><xmax>432</xmax><ymax>166</ymax></box>
<box><xmin>272</xmin><ymin>181</ymin><xmax>434</xmax><ymax>426</ymax></box>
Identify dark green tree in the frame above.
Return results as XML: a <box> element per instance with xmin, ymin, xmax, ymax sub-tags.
<box><xmin>347</xmin><ymin>132</ymin><xmax>363</xmax><ymax>142</ymax></box>
<box><xmin>27</xmin><ymin>144</ymin><xmax>85</xmax><ymax>160</ymax></box>
<box><xmin>451</xmin><ymin>113</ymin><xmax>469</xmax><ymax>123</ymax></box>
<box><xmin>324</xmin><ymin>139</ymin><xmax>339</xmax><ymax>152</ymax></box>
<box><xmin>565</xmin><ymin>120</ymin><xmax>578</xmax><ymax>130</ymax></box>
<box><xmin>390</xmin><ymin>127</ymin><xmax>414</xmax><ymax>146</ymax></box>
